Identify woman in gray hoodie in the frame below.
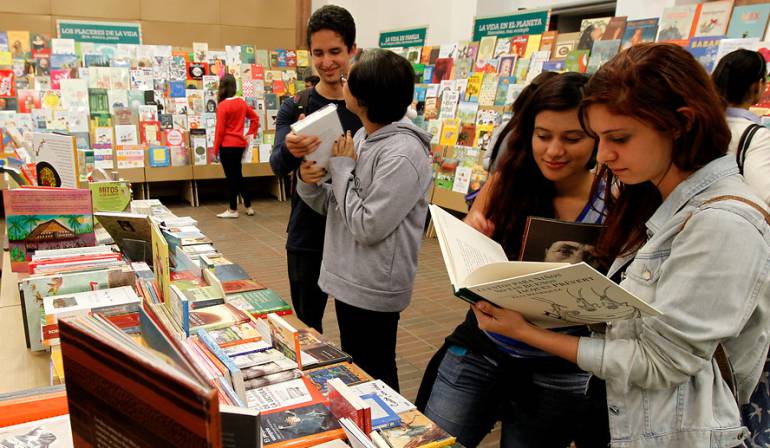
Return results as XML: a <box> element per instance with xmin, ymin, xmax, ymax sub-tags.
<box><xmin>297</xmin><ymin>49</ymin><xmax>432</xmax><ymax>391</ymax></box>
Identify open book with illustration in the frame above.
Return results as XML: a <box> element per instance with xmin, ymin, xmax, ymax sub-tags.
<box><xmin>429</xmin><ymin>205</ymin><xmax>661</xmax><ymax>328</ymax></box>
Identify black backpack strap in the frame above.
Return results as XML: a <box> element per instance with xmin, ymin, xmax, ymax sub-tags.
<box><xmin>736</xmin><ymin>123</ymin><xmax>762</xmax><ymax>175</ymax></box>
<box><xmin>292</xmin><ymin>88</ymin><xmax>313</xmax><ymax>122</ymax></box>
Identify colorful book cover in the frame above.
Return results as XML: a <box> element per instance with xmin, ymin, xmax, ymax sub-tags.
<box><xmin>3</xmin><ymin>188</ymin><xmax>96</xmax><ymax>272</ymax></box>
<box><xmin>478</xmin><ymin>74</ymin><xmax>499</xmax><ymax>107</ymax></box>
<box><xmin>497</xmin><ymin>55</ymin><xmax>517</xmax><ymax>77</ymax></box>
<box><xmin>578</xmin><ymin>17</ymin><xmax>612</xmax><ymax>50</ymax></box>
<box><xmin>379</xmin><ymin>410</ymin><xmax>455</xmax><ymax>448</ymax></box>
<box><xmin>693</xmin><ymin>1</ymin><xmax>733</xmax><ymax>37</ymax></box>
<box><xmin>266</xmin><ymin>313</ymin><xmax>302</xmax><ymax>368</ymax></box>
<box><xmin>260</xmin><ymin>402</ymin><xmax>343</xmax><ymax>447</ymax></box>
<box><xmin>477</xmin><ymin>36</ymin><xmax>497</xmax><ymax>63</ymax></box>
<box><xmin>474</xmin><ymin>124</ymin><xmax>494</xmax><ymax>150</ymax></box>
<box><xmin>17</xmin><ymin>89</ymin><xmax>40</xmax><ymax>113</ymax></box>
<box><xmin>457</xmin><ymin>123</ymin><xmax>476</xmax><ymax>147</ymax></box>
<box><xmin>7</xmin><ymin>31</ymin><xmax>31</xmax><ymax>59</ymax></box>
<box><xmin>495</xmin><ymin>76</ymin><xmax>514</xmax><ymax>106</ymax></box>
<box><xmin>456</xmin><ymin>101</ymin><xmax>478</xmax><ymax>124</ymax></box>
<box><xmin>688</xmin><ymin>36</ymin><xmax>724</xmax><ymax>73</ymax></box>
<box><xmin>305</xmin><ymin>363</ymin><xmax>370</xmax><ymax>394</ymax></box>
<box><xmin>524</xmin><ymin>34</ymin><xmax>542</xmax><ymax>58</ymax></box>
<box><xmin>285</xmin><ymin>50</ymin><xmax>297</xmax><ymax>67</ymax></box>
<box><xmin>565</xmin><ymin>50</ymin><xmax>590</xmax><ymax>73</ymax></box>
<box><xmin>586</xmin><ymin>40</ymin><xmax>621</xmax><ymax>74</ymax></box>
<box><xmin>513</xmin><ymin>57</ymin><xmax>530</xmax><ymax>83</ymax></box>
<box><xmin>464</xmin><ymin>72</ymin><xmax>483</xmax><ymax>102</ymax></box>
<box><xmin>539</xmin><ymin>31</ymin><xmax>559</xmax><ymax>54</ymax></box>
<box><xmin>621</xmin><ymin>18</ymin><xmax>660</xmax><ymax>50</ymax></box>
<box><xmin>727</xmin><ymin>4</ymin><xmax>770</xmax><ymax>39</ymax></box>
<box><xmin>510</xmin><ymin>35</ymin><xmax>529</xmax><ymax>57</ymax></box>
<box><xmin>139</xmin><ymin>120</ymin><xmax>162</xmax><ymax>145</ymax></box>
<box><xmin>432</xmin><ymin>58</ymin><xmax>454</xmax><ymax>83</ymax></box>
<box><xmin>0</xmin><ymin>69</ymin><xmax>15</xmax><ymax>97</ymax></box>
<box><xmin>149</xmin><ymin>145</ymin><xmax>170</xmax><ymax>167</ymax></box>
<box><xmin>297</xmin><ymin>50</ymin><xmax>310</xmax><ymax>67</ymax></box>
<box><xmin>240</xmin><ymin>45</ymin><xmax>256</xmax><ymax>64</ymax></box>
<box><xmin>439</xmin><ymin>119</ymin><xmax>460</xmax><ymax>146</ymax></box>
<box><xmin>552</xmin><ymin>32</ymin><xmax>580</xmax><ymax>60</ymax></box>
<box><xmin>657</xmin><ymin>5</ymin><xmax>699</xmax><ymax>44</ymax></box>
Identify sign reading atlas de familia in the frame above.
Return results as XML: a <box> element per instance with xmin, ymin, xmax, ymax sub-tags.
<box><xmin>379</xmin><ymin>26</ymin><xmax>428</xmax><ymax>48</ymax></box>
<box><xmin>473</xmin><ymin>10</ymin><xmax>550</xmax><ymax>41</ymax></box>
<box><xmin>57</xmin><ymin>19</ymin><xmax>143</xmax><ymax>45</ymax></box>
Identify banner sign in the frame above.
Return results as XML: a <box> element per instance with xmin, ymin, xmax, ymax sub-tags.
<box><xmin>472</xmin><ymin>10</ymin><xmax>550</xmax><ymax>41</ymax></box>
<box><xmin>57</xmin><ymin>19</ymin><xmax>142</xmax><ymax>45</ymax></box>
<box><xmin>379</xmin><ymin>27</ymin><xmax>428</xmax><ymax>48</ymax></box>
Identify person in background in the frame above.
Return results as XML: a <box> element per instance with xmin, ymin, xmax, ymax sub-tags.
<box><xmin>712</xmin><ymin>47</ymin><xmax>770</xmax><ymax>447</ymax></box>
<box><xmin>419</xmin><ymin>73</ymin><xmax>608</xmax><ymax>447</ymax></box>
<box><xmin>213</xmin><ymin>73</ymin><xmax>259</xmax><ymax>219</ymax></box>
<box><xmin>304</xmin><ymin>75</ymin><xmax>320</xmax><ymax>89</ymax></box>
<box><xmin>269</xmin><ymin>5</ymin><xmax>362</xmax><ymax>333</ymax></box>
<box><xmin>712</xmin><ymin>49</ymin><xmax>770</xmax><ymax>205</ymax></box>
<box><xmin>473</xmin><ymin>43</ymin><xmax>770</xmax><ymax>447</ymax></box>
<box><xmin>297</xmin><ymin>49</ymin><xmax>432</xmax><ymax>392</ymax></box>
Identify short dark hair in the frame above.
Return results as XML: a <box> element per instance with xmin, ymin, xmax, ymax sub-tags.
<box><xmin>712</xmin><ymin>49</ymin><xmax>767</xmax><ymax>106</ymax></box>
<box><xmin>306</xmin><ymin>5</ymin><xmax>356</xmax><ymax>50</ymax></box>
<box><xmin>347</xmin><ymin>49</ymin><xmax>414</xmax><ymax>124</ymax></box>
<box><xmin>217</xmin><ymin>74</ymin><xmax>237</xmax><ymax>103</ymax></box>
<box><xmin>304</xmin><ymin>75</ymin><xmax>320</xmax><ymax>84</ymax></box>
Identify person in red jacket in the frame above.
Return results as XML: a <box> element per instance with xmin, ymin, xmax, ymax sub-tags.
<box><xmin>214</xmin><ymin>73</ymin><xmax>259</xmax><ymax>218</ymax></box>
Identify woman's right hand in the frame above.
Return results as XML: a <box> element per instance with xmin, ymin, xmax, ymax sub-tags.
<box><xmin>464</xmin><ymin>209</ymin><xmax>495</xmax><ymax>237</ymax></box>
<box><xmin>299</xmin><ymin>160</ymin><xmax>326</xmax><ymax>184</ymax></box>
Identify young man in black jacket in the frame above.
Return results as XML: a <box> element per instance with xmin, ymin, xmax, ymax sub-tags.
<box><xmin>269</xmin><ymin>5</ymin><xmax>362</xmax><ymax>332</ymax></box>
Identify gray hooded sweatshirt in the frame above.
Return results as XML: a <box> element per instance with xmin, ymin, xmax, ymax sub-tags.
<box><xmin>296</xmin><ymin>118</ymin><xmax>433</xmax><ymax>312</ymax></box>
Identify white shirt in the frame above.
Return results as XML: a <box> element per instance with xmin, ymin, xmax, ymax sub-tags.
<box><xmin>726</xmin><ymin>114</ymin><xmax>770</xmax><ymax>205</ymax></box>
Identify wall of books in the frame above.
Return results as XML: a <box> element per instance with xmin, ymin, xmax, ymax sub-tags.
<box><xmin>391</xmin><ymin>1</ymin><xmax>770</xmax><ymax>212</ymax></box>
<box><xmin>0</xmin><ymin>31</ymin><xmax>313</xmax><ymax>193</ymax></box>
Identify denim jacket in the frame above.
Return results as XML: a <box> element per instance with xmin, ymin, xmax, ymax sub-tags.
<box><xmin>577</xmin><ymin>156</ymin><xmax>770</xmax><ymax>448</ymax></box>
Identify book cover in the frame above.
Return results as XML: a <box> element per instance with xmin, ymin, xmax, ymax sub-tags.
<box><xmin>7</xmin><ymin>31</ymin><xmax>31</xmax><ymax>59</ymax></box>
<box><xmin>727</xmin><ymin>4</ymin><xmax>770</xmax><ymax>39</ymax></box>
<box><xmin>379</xmin><ymin>410</ymin><xmax>455</xmax><ymax>448</ymax></box>
<box><xmin>456</xmin><ymin>101</ymin><xmax>479</xmax><ymax>125</ymax></box>
<box><xmin>360</xmin><ymin>393</ymin><xmax>400</xmax><ymax>430</ymax></box>
<box><xmin>602</xmin><ymin>16</ymin><xmax>628</xmax><ymax>41</ymax></box>
<box><xmin>578</xmin><ymin>17</ymin><xmax>612</xmax><ymax>50</ymax></box>
<box><xmin>657</xmin><ymin>5</ymin><xmax>699</xmax><ymax>44</ymax></box>
<box><xmin>524</xmin><ymin>34</ymin><xmax>542</xmax><ymax>58</ymax></box>
<box><xmin>495</xmin><ymin>77</ymin><xmax>514</xmax><ymax>106</ymax></box>
<box><xmin>457</xmin><ymin>124</ymin><xmax>476</xmax><ymax>147</ymax></box>
<box><xmin>190</xmin><ymin>303</ymin><xmax>250</xmax><ymax>332</ymax></box>
<box><xmin>327</xmin><ymin>378</ymin><xmax>370</xmax><ymax>433</ymax></box>
<box><xmin>438</xmin><ymin>119</ymin><xmax>460</xmax><ymax>146</ymax></box>
<box><xmin>4</xmin><ymin>188</ymin><xmax>95</xmax><ymax>272</ymax></box>
<box><xmin>620</xmin><ymin>18</ymin><xmax>660</xmax><ymax>50</ymax></box>
<box><xmin>687</xmin><ymin>36</ymin><xmax>724</xmax><ymax>73</ymax></box>
<box><xmin>510</xmin><ymin>35</ymin><xmax>528</xmax><ymax>58</ymax></box>
<box><xmin>477</xmin><ymin>36</ymin><xmax>497</xmax><ymax>62</ymax></box>
<box><xmin>478</xmin><ymin>74</ymin><xmax>499</xmax><ymax>107</ymax></box>
<box><xmin>539</xmin><ymin>31</ymin><xmax>559</xmax><ymax>54</ymax></box>
<box><xmin>432</xmin><ymin>58</ymin><xmax>454</xmax><ymax>83</ymax></box>
<box><xmin>304</xmin><ymin>363</ymin><xmax>370</xmax><ymax>394</ymax></box>
<box><xmin>139</xmin><ymin>120</ymin><xmax>162</xmax><ymax>145</ymax></box>
<box><xmin>565</xmin><ymin>50</ymin><xmax>590</xmax><ymax>73</ymax></box>
<box><xmin>464</xmin><ymin>72</ymin><xmax>483</xmax><ymax>102</ymax></box>
<box><xmin>149</xmin><ymin>145</ymin><xmax>171</xmax><ymax>167</ymax></box>
<box><xmin>0</xmin><ymin>414</ymin><xmax>73</xmax><ymax>447</ymax></box>
<box><xmin>58</xmin><ymin>315</ymin><xmax>220</xmax><ymax>447</ymax></box>
<box><xmin>693</xmin><ymin>1</ymin><xmax>733</xmax><ymax>38</ymax></box>
<box><xmin>260</xmin><ymin>402</ymin><xmax>344</xmax><ymax>448</ymax></box>
<box><xmin>519</xmin><ymin>216</ymin><xmax>604</xmax><ymax>265</ymax></box>
<box><xmin>552</xmin><ymin>32</ymin><xmax>580</xmax><ymax>60</ymax></box>
<box><xmin>298</xmin><ymin>327</ymin><xmax>352</xmax><ymax>370</ymax></box>
<box><xmin>586</xmin><ymin>40</ymin><xmax>621</xmax><ymax>74</ymax></box>
<box><xmin>429</xmin><ymin>204</ymin><xmax>662</xmax><ymax>328</ymax></box>
<box><xmin>267</xmin><ymin>313</ymin><xmax>303</xmax><ymax>368</ymax></box>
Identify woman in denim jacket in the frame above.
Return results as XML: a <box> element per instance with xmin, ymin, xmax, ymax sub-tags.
<box><xmin>473</xmin><ymin>43</ymin><xmax>770</xmax><ymax>447</ymax></box>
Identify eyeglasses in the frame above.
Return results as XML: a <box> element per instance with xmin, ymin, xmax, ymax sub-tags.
<box><xmin>339</xmin><ymin>73</ymin><xmax>347</xmax><ymax>84</ymax></box>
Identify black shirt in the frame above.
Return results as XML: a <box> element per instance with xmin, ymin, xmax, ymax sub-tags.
<box><xmin>269</xmin><ymin>87</ymin><xmax>363</xmax><ymax>253</ymax></box>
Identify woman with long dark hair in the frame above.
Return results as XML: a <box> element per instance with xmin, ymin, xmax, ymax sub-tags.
<box><xmin>214</xmin><ymin>73</ymin><xmax>259</xmax><ymax>218</ymax></box>
<box><xmin>712</xmin><ymin>49</ymin><xmax>770</xmax><ymax>205</ymax></box>
<box><xmin>473</xmin><ymin>43</ymin><xmax>770</xmax><ymax>447</ymax></box>
<box><xmin>419</xmin><ymin>72</ymin><xmax>609</xmax><ymax>447</ymax></box>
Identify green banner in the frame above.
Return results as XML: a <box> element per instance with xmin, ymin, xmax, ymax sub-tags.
<box><xmin>57</xmin><ymin>19</ymin><xmax>142</xmax><ymax>45</ymax></box>
<box><xmin>379</xmin><ymin>27</ymin><xmax>428</xmax><ymax>48</ymax></box>
<box><xmin>473</xmin><ymin>10</ymin><xmax>550</xmax><ymax>41</ymax></box>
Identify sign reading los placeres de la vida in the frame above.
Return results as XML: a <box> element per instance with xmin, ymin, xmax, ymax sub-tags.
<box><xmin>473</xmin><ymin>10</ymin><xmax>551</xmax><ymax>41</ymax></box>
<box><xmin>57</xmin><ymin>20</ymin><xmax>143</xmax><ymax>45</ymax></box>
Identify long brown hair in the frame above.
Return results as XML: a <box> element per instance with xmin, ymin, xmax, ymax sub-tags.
<box><xmin>485</xmin><ymin>72</ymin><xmax>591</xmax><ymax>257</ymax></box>
<box><xmin>217</xmin><ymin>74</ymin><xmax>237</xmax><ymax>103</ymax></box>
<box><xmin>580</xmin><ymin>43</ymin><xmax>731</xmax><ymax>261</ymax></box>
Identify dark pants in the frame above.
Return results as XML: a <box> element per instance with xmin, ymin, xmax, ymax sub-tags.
<box><xmin>287</xmin><ymin>250</ymin><xmax>328</xmax><ymax>333</ymax></box>
<box><xmin>219</xmin><ymin>146</ymin><xmax>251</xmax><ymax>210</ymax></box>
<box><xmin>335</xmin><ymin>299</ymin><xmax>400</xmax><ymax>392</ymax></box>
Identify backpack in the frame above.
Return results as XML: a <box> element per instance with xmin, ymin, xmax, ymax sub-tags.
<box><xmin>291</xmin><ymin>88</ymin><xmax>313</xmax><ymax>123</ymax></box>
<box><xmin>736</xmin><ymin>123</ymin><xmax>763</xmax><ymax>175</ymax></box>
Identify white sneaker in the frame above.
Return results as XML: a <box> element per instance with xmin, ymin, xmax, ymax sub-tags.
<box><xmin>217</xmin><ymin>209</ymin><xmax>239</xmax><ymax>219</ymax></box>
<box><xmin>246</xmin><ymin>207</ymin><xmax>255</xmax><ymax>216</ymax></box>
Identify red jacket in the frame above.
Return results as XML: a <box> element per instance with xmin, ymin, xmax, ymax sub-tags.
<box><xmin>213</xmin><ymin>97</ymin><xmax>259</xmax><ymax>156</ymax></box>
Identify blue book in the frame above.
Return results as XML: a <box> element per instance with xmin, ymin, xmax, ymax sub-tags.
<box><xmin>687</xmin><ymin>36</ymin><xmax>723</xmax><ymax>73</ymax></box>
<box><xmin>169</xmin><ymin>80</ymin><xmax>186</xmax><ymax>98</ymax></box>
<box><xmin>360</xmin><ymin>393</ymin><xmax>401</xmax><ymax>430</ymax></box>
<box><xmin>727</xmin><ymin>4</ymin><xmax>770</xmax><ymax>39</ymax></box>
<box><xmin>423</xmin><ymin>65</ymin><xmax>434</xmax><ymax>84</ymax></box>
<box><xmin>149</xmin><ymin>145</ymin><xmax>170</xmax><ymax>167</ymax></box>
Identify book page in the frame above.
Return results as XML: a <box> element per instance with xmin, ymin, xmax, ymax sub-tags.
<box><xmin>430</xmin><ymin>205</ymin><xmax>507</xmax><ymax>288</ymax></box>
<box><xmin>468</xmin><ymin>262</ymin><xmax>661</xmax><ymax>328</ymax></box>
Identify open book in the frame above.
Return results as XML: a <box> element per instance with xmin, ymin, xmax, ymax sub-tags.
<box><xmin>430</xmin><ymin>205</ymin><xmax>661</xmax><ymax>328</ymax></box>
<box><xmin>290</xmin><ymin>103</ymin><xmax>344</xmax><ymax>183</ymax></box>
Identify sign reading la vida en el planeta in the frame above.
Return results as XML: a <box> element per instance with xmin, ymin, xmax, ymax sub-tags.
<box><xmin>57</xmin><ymin>19</ymin><xmax>142</xmax><ymax>45</ymax></box>
<box><xmin>379</xmin><ymin>27</ymin><xmax>428</xmax><ymax>48</ymax></box>
<box><xmin>473</xmin><ymin>10</ymin><xmax>550</xmax><ymax>41</ymax></box>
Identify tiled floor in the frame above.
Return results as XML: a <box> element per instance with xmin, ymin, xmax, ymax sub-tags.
<box><xmin>172</xmin><ymin>194</ymin><xmax>502</xmax><ymax>448</ymax></box>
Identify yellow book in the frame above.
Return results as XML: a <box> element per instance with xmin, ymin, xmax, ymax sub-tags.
<box><xmin>297</xmin><ymin>50</ymin><xmax>310</xmax><ymax>67</ymax></box>
<box><xmin>524</xmin><ymin>34</ymin><xmax>543</xmax><ymax>58</ymax></box>
<box><xmin>464</xmin><ymin>72</ymin><xmax>484</xmax><ymax>102</ymax></box>
<box><xmin>50</xmin><ymin>346</ymin><xmax>64</xmax><ymax>384</ymax></box>
<box><xmin>474</xmin><ymin>124</ymin><xmax>494</xmax><ymax>149</ymax></box>
<box><xmin>0</xmin><ymin>51</ymin><xmax>11</xmax><ymax>66</ymax></box>
<box><xmin>439</xmin><ymin>119</ymin><xmax>460</xmax><ymax>146</ymax></box>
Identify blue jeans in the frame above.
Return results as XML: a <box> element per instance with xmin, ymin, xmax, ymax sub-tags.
<box><xmin>424</xmin><ymin>345</ymin><xmax>608</xmax><ymax>448</ymax></box>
